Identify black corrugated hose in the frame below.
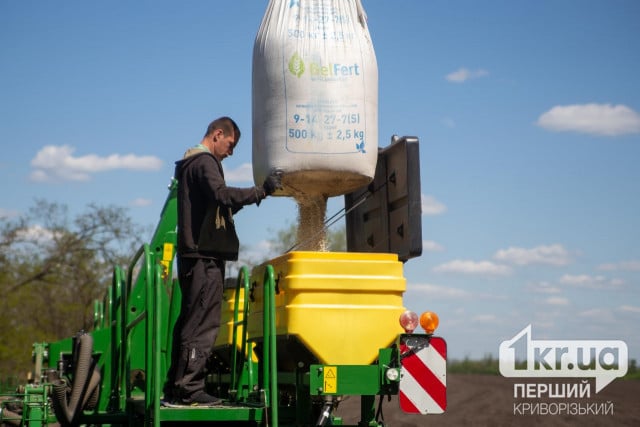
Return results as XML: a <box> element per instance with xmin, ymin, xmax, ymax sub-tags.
<box><xmin>50</xmin><ymin>334</ymin><xmax>101</xmax><ymax>427</ymax></box>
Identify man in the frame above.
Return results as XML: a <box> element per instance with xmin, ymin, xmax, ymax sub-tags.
<box><xmin>164</xmin><ymin>116</ymin><xmax>281</xmax><ymax>406</ymax></box>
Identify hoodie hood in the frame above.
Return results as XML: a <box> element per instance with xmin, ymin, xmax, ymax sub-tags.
<box><xmin>174</xmin><ymin>150</ymin><xmax>220</xmax><ymax>181</ymax></box>
<box><xmin>182</xmin><ymin>144</ymin><xmax>210</xmax><ymax>159</ymax></box>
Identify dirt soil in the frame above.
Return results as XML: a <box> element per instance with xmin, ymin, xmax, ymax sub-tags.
<box><xmin>334</xmin><ymin>374</ymin><xmax>640</xmax><ymax>426</ymax></box>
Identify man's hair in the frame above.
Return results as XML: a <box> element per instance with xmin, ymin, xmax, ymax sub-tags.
<box><xmin>204</xmin><ymin>116</ymin><xmax>241</xmax><ymax>142</ymax></box>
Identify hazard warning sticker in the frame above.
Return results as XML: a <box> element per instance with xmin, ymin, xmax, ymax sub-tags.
<box><xmin>399</xmin><ymin>335</ymin><xmax>447</xmax><ymax>414</ymax></box>
<box><xmin>323</xmin><ymin>366</ymin><xmax>337</xmax><ymax>394</ymax></box>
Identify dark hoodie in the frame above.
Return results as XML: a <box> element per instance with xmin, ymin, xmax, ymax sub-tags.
<box><xmin>174</xmin><ymin>148</ymin><xmax>264</xmax><ymax>260</ymax></box>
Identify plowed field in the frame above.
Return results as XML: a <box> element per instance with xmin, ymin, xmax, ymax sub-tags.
<box><xmin>334</xmin><ymin>374</ymin><xmax>640</xmax><ymax>426</ymax></box>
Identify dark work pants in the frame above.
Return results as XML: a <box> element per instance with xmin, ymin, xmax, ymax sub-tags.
<box><xmin>165</xmin><ymin>257</ymin><xmax>224</xmax><ymax>400</ymax></box>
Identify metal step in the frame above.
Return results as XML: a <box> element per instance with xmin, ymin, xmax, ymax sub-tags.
<box><xmin>157</xmin><ymin>404</ymin><xmax>266</xmax><ymax>423</ymax></box>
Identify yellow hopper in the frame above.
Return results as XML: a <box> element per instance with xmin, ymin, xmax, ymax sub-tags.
<box><xmin>245</xmin><ymin>251</ymin><xmax>406</xmax><ymax>367</ymax></box>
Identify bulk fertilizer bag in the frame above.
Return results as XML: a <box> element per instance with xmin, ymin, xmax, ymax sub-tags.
<box><xmin>252</xmin><ymin>0</ymin><xmax>378</xmax><ymax>198</ymax></box>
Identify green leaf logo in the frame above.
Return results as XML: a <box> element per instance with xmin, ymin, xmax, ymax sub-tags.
<box><xmin>288</xmin><ymin>52</ymin><xmax>305</xmax><ymax>78</ymax></box>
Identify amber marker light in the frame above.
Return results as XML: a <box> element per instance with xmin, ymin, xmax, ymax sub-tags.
<box><xmin>399</xmin><ymin>310</ymin><xmax>419</xmax><ymax>333</ymax></box>
<box><xmin>420</xmin><ymin>311</ymin><xmax>439</xmax><ymax>334</ymax></box>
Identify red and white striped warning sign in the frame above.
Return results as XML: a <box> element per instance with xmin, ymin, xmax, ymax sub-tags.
<box><xmin>399</xmin><ymin>335</ymin><xmax>447</xmax><ymax>414</ymax></box>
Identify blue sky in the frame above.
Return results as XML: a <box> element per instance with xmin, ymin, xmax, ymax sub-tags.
<box><xmin>1</xmin><ymin>1</ymin><xmax>639</xmax><ymax>362</ymax></box>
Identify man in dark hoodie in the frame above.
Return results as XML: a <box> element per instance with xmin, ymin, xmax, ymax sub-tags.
<box><xmin>164</xmin><ymin>116</ymin><xmax>281</xmax><ymax>406</ymax></box>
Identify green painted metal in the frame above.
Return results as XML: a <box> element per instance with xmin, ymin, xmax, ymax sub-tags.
<box><xmin>263</xmin><ymin>265</ymin><xmax>279</xmax><ymax>427</ymax></box>
<box><xmin>109</xmin><ymin>265</ymin><xmax>125</xmax><ymax>412</ymax></box>
<box><xmin>93</xmin><ymin>299</ymin><xmax>104</xmax><ymax>330</ymax></box>
<box><xmin>0</xmin><ymin>344</ymin><xmax>58</xmax><ymax>426</ymax></box>
<box><xmin>230</xmin><ymin>266</ymin><xmax>251</xmax><ymax>400</ymax></box>
<box><xmin>1</xmin><ymin>177</ymin><xmax>418</xmax><ymax>426</ymax></box>
<box><xmin>158</xmin><ymin>405</ymin><xmax>265</xmax><ymax>422</ymax></box>
<box><xmin>309</xmin><ymin>348</ymin><xmax>398</xmax><ymax>397</ymax></box>
<box><xmin>310</xmin><ymin>365</ymin><xmax>380</xmax><ymax>396</ymax></box>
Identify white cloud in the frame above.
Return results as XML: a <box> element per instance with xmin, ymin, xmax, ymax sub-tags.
<box><xmin>423</xmin><ymin>240</ymin><xmax>444</xmax><ymax>252</ymax></box>
<box><xmin>472</xmin><ymin>314</ymin><xmax>498</xmax><ymax>323</ymax></box>
<box><xmin>493</xmin><ymin>244</ymin><xmax>571</xmax><ymax>266</ymax></box>
<box><xmin>559</xmin><ymin>274</ymin><xmax>601</xmax><ymax>286</ymax></box>
<box><xmin>409</xmin><ymin>283</ymin><xmax>473</xmax><ymax>299</ymax></box>
<box><xmin>598</xmin><ymin>260</ymin><xmax>640</xmax><ymax>271</ymax></box>
<box><xmin>545</xmin><ymin>296</ymin><xmax>570</xmax><ymax>306</ymax></box>
<box><xmin>30</xmin><ymin>145</ymin><xmax>163</xmax><ymax>182</ymax></box>
<box><xmin>445</xmin><ymin>67</ymin><xmax>489</xmax><ymax>83</ymax></box>
<box><xmin>15</xmin><ymin>224</ymin><xmax>59</xmax><ymax>244</ymax></box>
<box><xmin>0</xmin><ymin>208</ymin><xmax>19</xmax><ymax>219</ymax></box>
<box><xmin>225</xmin><ymin>162</ymin><xmax>254</xmax><ymax>183</ymax></box>
<box><xmin>559</xmin><ymin>274</ymin><xmax>624</xmax><ymax>290</ymax></box>
<box><xmin>577</xmin><ymin>307</ymin><xmax>616</xmax><ymax>323</ymax></box>
<box><xmin>528</xmin><ymin>281</ymin><xmax>562</xmax><ymax>294</ymax></box>
<box><xmin>129</xmin><ymin>198</ymin><xmax>153</xmax><ymax>207</ymax></box>
<box><xmin>433</xmin><ymin>260</ymin><xmax>511</xmax><ymax>276</ymax></box>
<box><xmin>238</xmin><ymin>239</ymin><xmax>277</xmax><ymax>263</ymax></box>
<box><xmin>421</xmin><ymin>194</ymin><xmax>447</xmax><ymax>216</ymax></box>
<box><xmin>408</xmin><ymin>284</ymin><xmax>508</xmax><ymax>302</ymax></box>
<box><xmin>536</xmin><ymin>103</ymin><xmax>640</xmax><ymax>136</ymax></box>
<box><xmin>619</xmin><ymin>305</ymin><xmax>640</xmax><ymax>314</ymax></box>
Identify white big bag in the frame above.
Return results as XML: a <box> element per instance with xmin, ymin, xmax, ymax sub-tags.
<box><xmin>252</xmin><ymin>0</ymin><xmax>378</xmax><ymax>198</ymax></box>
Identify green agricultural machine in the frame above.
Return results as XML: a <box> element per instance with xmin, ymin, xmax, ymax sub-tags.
<box><xmin>0</xmin><ymin>137</ymin><xmax>446</xmax><ymax>426</ymax></box>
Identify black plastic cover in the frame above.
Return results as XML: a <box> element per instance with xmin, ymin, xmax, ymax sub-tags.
<box><xmin>344</xmin><ymin>136</ymin><xmax>422</xmax><ymax>262</ymax></box>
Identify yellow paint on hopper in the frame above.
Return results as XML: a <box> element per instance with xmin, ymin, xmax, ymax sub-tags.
<box><xmin>248</xmin><ymin>251</ymin><xmax>406</xmax><ymax>365</ymax></box>
<box><xmin>216</xmin><ymin>287</ymin><xmax>245</xmax><ymax>351</ymax></box>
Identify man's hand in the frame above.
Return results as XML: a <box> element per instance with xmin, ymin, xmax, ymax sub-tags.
<box><xmin>262</xmin><ymin>170</ymin><xmax>283</xmax><ymax>196</ymax></box>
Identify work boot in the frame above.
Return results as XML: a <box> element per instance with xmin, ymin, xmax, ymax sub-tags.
<box><xmin>181</xmin><ymin>390</ymin><xmax>222</xmax><ymax>407</ymax></box>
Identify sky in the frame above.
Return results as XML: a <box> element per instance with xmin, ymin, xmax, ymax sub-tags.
<box><xmin>1</xmin><ymin>0</ymin><xmax>639</xmax><ymax>363</ymax></box>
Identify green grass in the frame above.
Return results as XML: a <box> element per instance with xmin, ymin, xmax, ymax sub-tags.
<box><xmin>623</xmin><ymin>359</ymin><xmax>640</xmax><ymax>380</ymax></box>
<box><xmin>448</xmin><ymin>354</ymin><xmax>501</xmax><ymax>375</ymax></box>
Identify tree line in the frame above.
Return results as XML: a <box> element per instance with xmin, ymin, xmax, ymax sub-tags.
<box><xmin>0</xmin><ymin>200</ymin><xmax>345</xmax><ymax>381</ymax></box>
<box><xmin>0</xmin><ymin>200</ymin><xmax>144</xmax><ymax>380</ymax></box>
